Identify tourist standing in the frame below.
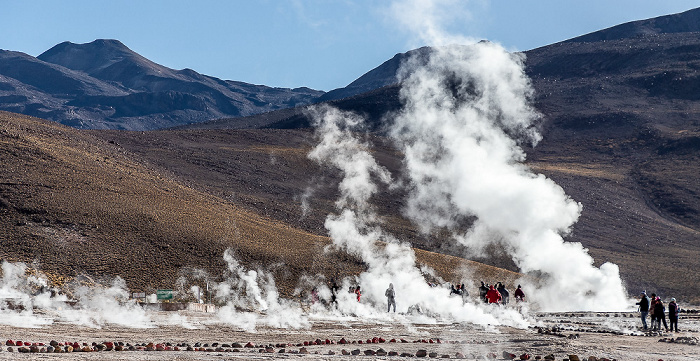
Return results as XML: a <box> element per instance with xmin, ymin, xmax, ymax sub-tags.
<box><xmin>514</xmin><ymin>285</ymin><xmax>526</xmax><ymax>302</ymax></box>
<box><xmin>385</xmin><ymin>283</ymin><xmax>396</xmax><ymax>312</ymax></box>
<box><xmin>479</xmin><ymin>281</ymin><xmax>489</xmax><ymax>303</ymax></box>
<box><xmin>636</xmin><ymin>291</ymin><xmax>650</xmax><ymax>330</ymax></box>
<box><xmin>668</xmin><ymin>298</ymin><xmax>679</xmax><ymax>332</ymax></box>
<box><xmin>485</xmin><ymin>285</ymin><xmax>502</xmax><ymax>304</ymax></box>
<box><xmin>653</xmin><ymin>297</ymin><xmax>669</xmax><ymax>331</ymax></box>
<box><xmin>497</xmin><ymin>282</ymin><xmax>509</xmax><ymax>305</ymax></box>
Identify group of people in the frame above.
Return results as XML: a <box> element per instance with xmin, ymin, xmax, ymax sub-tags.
<box><xmin>478</xmin><ymin>281</ymin><xmax>525</xmax><ymax>305</ymax></box>
<box><xmin>323</xmin><ymin>280</ymin><xmax>527</xmax><ymax>312</ymax></box>
<box><xmin>636</xmin><ymin>291</ymin><xmax>680</xmax><ymax>332</ymax></box>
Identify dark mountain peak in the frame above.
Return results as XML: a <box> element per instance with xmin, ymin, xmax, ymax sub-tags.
<box><xmin>567</xmin><ymin>7</ymin><xmax>700</xmax><ymax>43</ymax></box>
<box><xmin>37</xmin><ymin>39</ymin><xmax>167</xmax><ymax>80</ymax></box>
<box><xmin>319</xmin><ymin>46</ymin><xmax>433</xmax><ymax>102</ymax></box>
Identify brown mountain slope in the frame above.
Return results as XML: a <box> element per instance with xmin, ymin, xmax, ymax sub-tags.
<box><xmin>93</xmin><ymin>111</ymin><xmax>700</xmax><ymax>303</ymax></box>
<box><xmin>0</xmin><ymin>111</ymin><xmax>518</xmax><ymax>295</ymax></box>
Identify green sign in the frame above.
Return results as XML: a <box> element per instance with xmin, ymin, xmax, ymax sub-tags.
<box><xmin>156</xmin><ymin>289</ymin><xmax>173</xmax><ymax>300</ymax></box>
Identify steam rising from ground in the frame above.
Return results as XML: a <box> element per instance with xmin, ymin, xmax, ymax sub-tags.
<box><xmin>306</xmin><ymin>0</ymin><xmax>630</xmax><ymax>313</ymax></box>
<box><xmin>0</xmin><ymin>261</ymin><xmax>152</xmax><ymax>328</ymax></box>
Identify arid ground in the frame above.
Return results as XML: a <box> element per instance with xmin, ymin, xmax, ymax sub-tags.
<box><xmin>0</xmin><ymin>307</ymin><xmax>698</xmax><ymax>361</ymax></box>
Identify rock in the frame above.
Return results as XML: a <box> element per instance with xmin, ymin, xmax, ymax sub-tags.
<box><xmin>376</xmin><ymin>348</ymin><xmax>387</xmax><ymax>356</ymax></box>
<box><xmin>342</xmin><ymin>349</ymin><xmax>350</xmax><ymax>355</ymax></box>
<box><xmin>364</xmin><ymin>349</ymin><xmax>376</xmax><ymax>355</ymax></box>
<box><xmin>327</xmin><ymin>350</ymin><xmax>335</xmax><ymax>355</ymax></box>
<box><xmin>6</xmin><ymin>347</ymin><xmax>12</xmax><ymax>352</ymax></box>
<box><xmin>339</xmin><ymin>337</ymin><xmax>348</xmax><ymax>344</ymax></box>
<box><xmin>389</xmin><ymin>351</ymin><xmax>399</xmax><ymax>356</ymax></box>
<box><xmin>299</xmin><ymin>347</ymin><xmax>309</xmax><ymax>354</ymax></box>
<box><xmin>520</xmin><ymin>354</ymin><xmax>531</xmax><ymax>360</ymax></box>
<box><xmin>351</xmin><ymin>349</ymin><xmax>361</xmax><ymax>355</ymax></box>
<box><xmin>569</xmin><ymin>355</ymin><xmax>581</xmax><ymax>361</ymax></box>
<box><xmin>455</xmin><ymin>352</ymin><xmax>465</xmax><ymax>359</ymax></box>
<box><xmin>416</xmin><ymin>349</ymin><xmax>428</xmax><ymax>357</ymax></box>
<box><xmin>429</xmin><ymin>351</ymin><xmax>438</xmax><ymax>357</ymax></box>
<box><xmin>504</xmin><ymin>351</ymin><xmax>517</xmax><ymax>359</ymax></box>
<box><xmin>244</xmin><ymin>342</ymin><xmax>254</xmax><ymax>348</ymax></box>
<box><xmin>441</xmin><ymin>355</ymin><xmax>450</xmax><ymax>359</ymax></box>
<box><xmin>231</xmin><ymin>343</ymin><xmax>243</xmax><ymax>348</ymax></box>
<box><xmin>5</xmin><ymin>340</ymin><xmax>14</xmax><ymax>346</ymax></box>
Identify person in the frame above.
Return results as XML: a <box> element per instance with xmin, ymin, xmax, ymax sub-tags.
<box><xmin>653</xmin><ymin>296</ymin><xmax>668</xmax><ymax>331</ymax></box>
<box><xmin>649</xmin><ymin>293</ymin><xmax>658</xmax><ymax>327</ymax></box>
<box><xmin>514</xmin><ymin>285</ymin><xmax>525</xmax><ymax>302</ymax></box>
<box><xmin>385</xmin><ymin>283</ymin><xmax>396</xmax><ymax>312</ymax></box>
<box><xmin>311</xmin><ymin>287</ymin><xmax>319</xmax><ymax>304</ymax></box>
<box><xmin>330</xmin><ymin>280</ymin><xmax>339</xmax><ymax>306</ymax></box>
<box><xmin>668</xmin><ymin>298</ymin><xmax>679</xmax><ymax>332</ymax></box>
<box><xmin>636</xmin><ymin>291</ymin><xmax>650</xmax><ymax>330</ymax></box>
<box><xmin>485</xmin><ymin>285</ymin><xmax>502</xmax><ymax>304</ymax></box>
<box><xmin>497</xmin><ymin>282</ymin><xmax>509</xmax><ymax>305</ymax></box>
<box><xmin>479</xmin><ymin>281</ymin><xmax>489</xmax><ymax>303</ymax></box>
<box><xmin>354</xmin><ymin>285</ymin><xmax>362</xmax><ymax>302</ymax></box>
<box><xmin>460</xmin><ymin>283</ymin><xmax>469</xmax><ymax>304</ymax></box>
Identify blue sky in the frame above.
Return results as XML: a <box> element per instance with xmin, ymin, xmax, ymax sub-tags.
<box><xmin>2</xmin><ymin>1</ymin><xmax>698</xmax><ymax>91</ymax></box>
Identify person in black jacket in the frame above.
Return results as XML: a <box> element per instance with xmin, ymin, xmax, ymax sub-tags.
<box><xmin>635</xmin><ymin>291</ymin><xmax>650</xmax><ymax>330</ymax></box>
<box><xmin>653</xmin><ymin>297</ymin><xmax>669</xmax><ymax>332</ymax></box>
<box><xmin>668</xmin><ymin>298</ymin><xmax>680</xmax><ymax>332</ymax></box>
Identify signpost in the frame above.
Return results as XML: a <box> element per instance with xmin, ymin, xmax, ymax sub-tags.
<box><xmin>156</xmin><ymin>289</ymin><xmax>173</xmax><ymax>301</ymax></box>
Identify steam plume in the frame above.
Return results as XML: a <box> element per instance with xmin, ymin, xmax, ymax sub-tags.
<box><xmin>305</xmin><ymin>0</ymin><xmax>630</xmax><ymax>313</ymax></box>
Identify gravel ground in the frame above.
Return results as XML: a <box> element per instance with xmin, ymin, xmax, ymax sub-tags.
<box><xmin>0</xmin><ymin>308</ymin><xmax>698</xmax><ymax>360</ymax></box>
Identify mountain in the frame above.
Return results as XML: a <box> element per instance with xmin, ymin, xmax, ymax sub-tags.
<box><xmin>0</xmin><ymin>39</ymin><xmax>323</xmax><ymax>130</ymax></box>
<box><xmin>175</xmin><ymin>8</ymin><xmax>700</xmax><ymax>301</ymax></box>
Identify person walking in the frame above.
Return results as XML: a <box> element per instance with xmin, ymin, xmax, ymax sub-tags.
<box><xmin>354</xmin><ymin>286</ymin><xmax>362</xmax><ymax>302</ymax></box>
<box><xmin>385</xmin><ymin>283</ymin><xmax>396</xmax><ymax>312</ymax></box>
<box><xmin>668</xmin><ymin>298</ymin><xmax>679</xmax><ymax>332</ymax></box>
<box><xmin>636</xmin><ymin>291</ymin><xmax>650</xmax><ymax>330</ymax></box>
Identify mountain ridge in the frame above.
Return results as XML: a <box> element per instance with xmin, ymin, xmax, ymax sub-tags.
<box><xmin>0</xmin><ymin>39</ymin><xmax>323</xmax><ymax>130</ymax></box>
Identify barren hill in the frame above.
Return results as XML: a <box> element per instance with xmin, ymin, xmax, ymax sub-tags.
<box><xmin>0</xmin><ymin>111</ymin><xmax>517</xmax><ymax>296</ymax></box>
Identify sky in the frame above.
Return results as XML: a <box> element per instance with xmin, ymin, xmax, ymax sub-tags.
<box><xmin>2</xmin><ymin>1</ymin><xmax>699</xmax><ymax>91</ymax></box>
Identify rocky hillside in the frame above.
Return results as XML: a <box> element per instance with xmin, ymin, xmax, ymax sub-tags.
<box><xmin>0</xmin><ymin>40</ymin><xmax>323</xmax><ymax>130</ymax></box>
<box><xmin>0</xmin><ymin>111</ymin><xmax>517</xmax><ymax>296</ymax></box>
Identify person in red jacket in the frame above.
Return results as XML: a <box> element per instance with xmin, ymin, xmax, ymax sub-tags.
<box><xmin>485</xmin><ymin>285</ymin><xmax>502</xmax><ymax>304</ymax></box>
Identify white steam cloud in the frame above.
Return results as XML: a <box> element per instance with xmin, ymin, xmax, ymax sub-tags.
<box><xmin>304</xmin><ymin>0</ymin><xmax>630</xmax><ymax>313</ymax></box>
<box><xmin>0</xmin><ymin>261</ymin><xmax>153</xmax><ymax>328</ymax></box>
<box><xmin>213</xmin><ymin>249</ymin><xmax>309</xmax><ymax>331</ymax></box>
<box><xmin>308</xmin><ymin>105</ymin><xmax>528</xmax><ymax>326</ymax></box>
